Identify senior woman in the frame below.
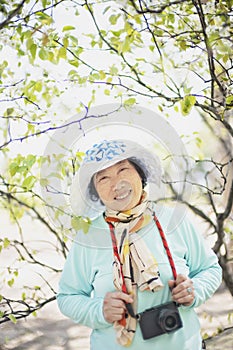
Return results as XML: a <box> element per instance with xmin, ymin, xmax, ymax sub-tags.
<box><xmin>57</xmin><ymin>139</ymin><xmax>222</xmax><ymax>350</ymax></box>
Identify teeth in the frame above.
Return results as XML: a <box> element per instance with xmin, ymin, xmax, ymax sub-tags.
<box><xmin>115</xmin><ymin>191</ymin><xmax>130</xmax><ymax>200</ymax></box>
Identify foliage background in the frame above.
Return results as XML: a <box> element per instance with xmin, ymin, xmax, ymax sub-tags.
<box><xmin>0</xmin><ymin>0</ymin><xmax>232</xmax><ymax>332</ymax></box>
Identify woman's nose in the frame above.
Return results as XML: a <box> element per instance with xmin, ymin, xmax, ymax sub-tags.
<box><xmin>112</xmin><ymin>180</ymin><xmax>127</xmax><ymax>192</ymax></box>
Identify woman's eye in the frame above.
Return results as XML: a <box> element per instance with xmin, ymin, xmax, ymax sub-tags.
<box><xmin>99</xmin><ymin>176</ymin><xmax>108</xmax><ymax>182</ymax></box>
<box><xmin>119</xmin><ymin>167</ymin><xmax>128</xmax><ymax>172</ymax></box>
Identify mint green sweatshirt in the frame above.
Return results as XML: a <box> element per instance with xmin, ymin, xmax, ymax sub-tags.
<box><xmin>57</xmin><ymin>207</ymin><xmax>222</xmax><ymax>350</ymax></box>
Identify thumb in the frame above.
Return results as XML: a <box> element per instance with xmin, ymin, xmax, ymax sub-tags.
<box><xmin>168</xmin><ymin>279</ymin><xmax>175</xmax><ymax>290</ymax></box>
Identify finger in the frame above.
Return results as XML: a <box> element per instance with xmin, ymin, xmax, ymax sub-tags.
<box><xmin>106</xmin><ymin>291</ymin><xmax>133</xmax><ymax>303</ymax></box>
<box><xmin>172</xmin><ymin>288</ymin><xmax>194</xmax><ymax>301</ymax></box>
<box><xmin>175</xmin><ymin>274</ymin><xmax>187</xmax><ymax>284</ymax></box>
<box><xmin>103</xmin><ymin>301</ymin><xmax>126</xmax><ymax>323</ymax></box>
<box><xmin>104</xmin><ymin>295</ymin><xmax>126</xmax><ymax>310</ymax></box>
<box><xmin>176</xmin><ymin>293</ymin><xmax>194</xmax><ymax>306</ymax></box>
<box><xmin>115</xmin><ymin>291</ymin><xmax>134</xmax><ymax>304</ymax></box>
<box><xmin>168</xmin><ymin>279</ymin><xmax>176</xmax><ymax>290</ymax></box>
<box><xmin>172</xmin><ymin>285</ymin><xmax>195</xmax><ymax>306</ymax></box>
<box><xmin>104</xmin><ymin>308</ymin><xmax>126</xmax><ymax>323</ymax></box>
<box><xmin>173</xmin><ymin>276</ymin><xmax>193</xmax><ymax>294</ymax></box>
<box><xmin>110</xmin><ymin>306</ymin><xmax>126</xmax><ymax>317</ymax></box>
<box><xmin>103</xmin><ymin>292</ymin><xmax>133</xmax><ymax>318</ymax></box>
<box><xmin>113</xmin><ymin>299</ymin><xmax>129</xmax><ymax>310</ymax></box>
<box><xmin>111</xmin><ymin>313</ymin><xmax>126</xmax><ymax>321</ymax></box>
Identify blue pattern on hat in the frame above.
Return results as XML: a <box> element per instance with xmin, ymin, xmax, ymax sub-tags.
<box><xmin>84</xmin><ymin>140</ymin><xmax>126</xmax><ymax>163</ymax></box>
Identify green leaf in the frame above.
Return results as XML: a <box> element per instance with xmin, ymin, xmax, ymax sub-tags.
<box><xmin>36</xmin><ymin>12</ymin><xmax>53</xmax><ymax>25</ymax></box>
<box><xmin>17</xmin><ymin>165</ymin><xmax>28</xmax><ymax>174</ymax></box>
<box><xmin>34</xmin><ymin>81</ymin><xmax>42</xmax><ymax>92</ymax></box>
<box><xmin>81</xmin><ymin>219</ymin><xmax>90</xmax><ymax>234</ymax></box>
<box><xmin>168</xmin><ymin>14</ymin><xmax>175</xmax><ymax>24</ymax></box>
<box><xmin>30</xmin><ymin>44</ymin><xmax>37</xmax><ymax>60</ymax></box>
<box><xmin>74</xmin><ymin>152</ymin><xmax>85</xmax><ymax>164</ymax></box>
<box><xmin>71</xmin><ymin>216</ymin><xmax>81</xmax><ymax>231</ymax></box>
<box><xmin>124</xmin><ymin>97</ymin><xmax>136</xmax><ymax>106</ymax></box>
<box><xmin>39</xmin><ymin>48</ymin><xmax>48</xmax><ymax>60</ymax></box>
<box><xmin>68</xmin><ymin>59</ymin><xmax>79</xmax><ymax>68</ymax></box>
<box><xmin>174</xmin><ymin>105</ymin><xmax>179</xmax><ymax>113</ymax></box>
<box><xmin>179</xmin><ymin>40</ymin><xmax>188</xmax><ymax>51</ymax></box>
<box><xmin>109</xmin><ymin>65</ymin><xmax>118</xmax><ymax>75</ymax></box>
<box><xmin>63</xmin><ymin>37</ymin><xmax>69</xmax><ymax>48</ymax></box>
<box><xmin>111</xmin><ymin>30</ymin><xmax>123</xmax><ymax>37</ymax></box>
<box><xmin>158</xmin><ymin>105</ymin><xmax>163</xmax><ymax>112</ymax></box>
<box><xmin>69</xmin><ymin>35</ymin><xmax>79</xmax><ymax>46</ymax></box>
<box><xmin>99</xmin><ymin>70</ymin><xmax>106</xmax><ymax>80</ymax></box>
<box><xmin>8</xmin><ymin>278</ymin><xmax>14</xmax><ymax>287</ymax></box>
<box><xmin>103</xmin><ymin>5</ymin><xmax>111</xmax><ymax>15</ymax></box>
<box><xmin>3</xmin><ymin>238</ymin><xmax>10</xmax><ymax>248</ymax></box>
<box><xmin>180</xmin><ymin>95</ymin><xmax>196</xmax><ymax>116</ymax></box>
<box><xmin>26</xmin><ymin>123</ymin><xmax>35</xmax><ymax>135</ymax></box>
<box><xmin>6</xmin><ymin>108</ymin><xmax>14</xmax><ymax>116</ymax></box>
<box><xmin>71</xmin><ymin>216</ymin><xmax>90</xmax><ymax>233</ymax></box>
<box><xmin>22</xmin><ymin>176</ymin><xmax>36</xmax><ymax>190</ymax></box>
<box><xmin>89</xmin><ymin>72</ymin><xmax>100</xmax><ymax>81</ymax></box>
<box><xmin>26</xmin><ymin>38</ymin><xmax>34</xmax><ymax>50</ymax></box>
<box><xmin>9</xmin><ymin>162</ymin><xmax>18</xmax><ymax>176</ymax></box>
<box><xmin>109</xmin><ymin>14</ymin><xmax>120</xmax><ymax>25</ymax></box>
<box><xmin>62</xmin><ymin>25</ymin><xmax>76</xmax><ymax>32</ymax></box>
<box><xmin>104</xmin><ymin>89</ymin><xmax>110</xmax><ymax>96</ymax></box>
<box><xmin>8</xmin><ymin>314</ymin><xmax>17</xmax><ymax>324</ymax></box>
<box><xmin>58</xmin><ymin>47</ymin><xmax>67</xmax><ymax>59</ymax></box>
<box><xmin>226</xmin><ymin>95</ymin><xmax>233</xmax><ymax>107</ymax></box>
<box><xmin>121</xmin><ymin>37</ymin><xmax>131</xmax><ymax>53</ymax></box>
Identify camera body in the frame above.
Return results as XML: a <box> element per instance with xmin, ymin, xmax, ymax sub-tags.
<box><xmin>138</xmin><ymin>301</ymin><xmax>183</xmax><ymax>340</ymax></box>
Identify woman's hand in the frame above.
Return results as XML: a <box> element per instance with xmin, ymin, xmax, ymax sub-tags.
<box><xmin>168</xmin><ymin>274</ymin><xmax>195</xmax><ymax>306</ymax></box>
<box><xmin>103</xmin><ymin>291</ymin><xmax>133</xmax><ymax>323</ymax></box>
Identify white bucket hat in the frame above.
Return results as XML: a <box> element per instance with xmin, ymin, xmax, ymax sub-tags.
<box><xmin>70</xmin><ymin>139</ymin><xmax>162</xmax><ymax>218</ymax></box>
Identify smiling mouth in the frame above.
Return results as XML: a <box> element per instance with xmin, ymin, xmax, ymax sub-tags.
<box><xmin>114</xmin><ymin>190</ymin><xmax>132</xmax><ymax>200</ymax></box>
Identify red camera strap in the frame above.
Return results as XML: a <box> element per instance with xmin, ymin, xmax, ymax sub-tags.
<box><xmin>108</xmin><ymin>212</ymin><xmax>177</xmax><ymax>296</ymax></box>
<box><xmin>153</xmin><ymin>214</ymin><xmax>177</xmax><ymax>280</ymax></box>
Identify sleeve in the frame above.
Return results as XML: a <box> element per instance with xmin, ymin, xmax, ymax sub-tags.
<box><xmin>56</xmin><ymin>242</ymin><xmax>110</xmax><ymax>329</ymax></box>
<box><xmin>182</xmin><ymin>218</ymin><xmax>222</xmax><ymax>308</ymax></box>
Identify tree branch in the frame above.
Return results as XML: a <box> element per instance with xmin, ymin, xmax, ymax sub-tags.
<box><xmin>129</xmin><ymin>0</ymin><xmax>187</xmax><ymax>14</ymax></box>
<box><xmin>0</xmin><ymin>296</ymin><xmax>56</xmax><ymax>324</ymax></box>
<box><xmin>0</xmin><ymin>0</ymin><xmax>27</xmax><ymax>30</ymax></box>
<box><xmin>192</xmin><ymin>0</ymin><xmax>226</xmax><ymax>103</ymax></box>
<box><xmin>0</xmin><ymin>189</ymin><xmax>68</xmax><ymax>258</ymax></box>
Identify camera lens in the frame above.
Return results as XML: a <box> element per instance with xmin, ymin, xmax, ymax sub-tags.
<box><xmin>164</xmin><ymin>315</ymin><xmax>177</xmax><ymax>330</ymax></box>
<box><xmin>158</xmin><ymin>309</ymin><xmax>179</xmax><ymax>332</ymax></box>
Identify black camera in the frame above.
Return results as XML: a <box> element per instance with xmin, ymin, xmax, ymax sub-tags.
<box><xmin>138</xmin><ymin>301</ymin><xmax>183</xmax><ymax>340</ymax></box>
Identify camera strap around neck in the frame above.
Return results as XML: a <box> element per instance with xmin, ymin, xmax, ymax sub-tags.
<box><xmin>107</xmin><ymin>212</ymin><xmax>177</xmax><ymax>319</ymax></box>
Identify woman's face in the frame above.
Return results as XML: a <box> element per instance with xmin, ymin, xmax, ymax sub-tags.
<box><xmin>94</xmin><ymin>159</ymin><xmax>143</xmax><ymax>211</ymax></box>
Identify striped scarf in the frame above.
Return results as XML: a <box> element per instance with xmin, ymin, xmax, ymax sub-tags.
<box><xmin>105</xmin><ymin>192</ymin><xmax>164</xmax><ymax>347</ymax></box>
